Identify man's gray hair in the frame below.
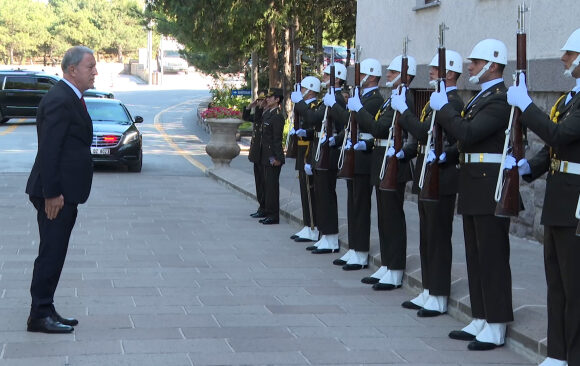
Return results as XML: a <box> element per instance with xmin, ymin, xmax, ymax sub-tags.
<box><xmin>61</xmin><ymin>46</ymin><xmax>94</xmax><ymax>74</ymax></box>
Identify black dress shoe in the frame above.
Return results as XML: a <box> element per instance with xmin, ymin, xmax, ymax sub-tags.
<box><xmin>305</xmin><ymin>245</ymin><xmax>317</xmax><ymax>251</ymax></box>
<box><xmin>290</xmin><ymin>234</ymin><xmax>298</xmax><ymax>239</ymax></box>
<box><xmin>467</xmin><ymin>340</ymin><xmax>504</xmax><ymax>351</ymax></box>
<box><xmin>361</xmin><ymin>277</ymin><xmax>380</xmax><ymax>285</ymax></box>
<box><xmin>333</xmin><ymin>259</ymin><xmax>347</xmax><ymax>266</ymax></box>
<box><xmin>261</xmin><ymin>218</ymin><xmax>279</xmax><ymax>225</ymax></box>
<box><xmin>372</xmin><ymin>283</ymin><xmax>401</xmax><ymax>291</ymax></box>
<box><xmin>311</xmin><ymin>248</ymin><xmax>339</xmax><ymax>254</ymax></box>
<box><xmin>417</xmin><ymin>309</ymin><xmax>446</xmax><ymax>317</ymax></box>
<box><xmin>401</xmin><ymin>301</ymin><xmax>422</xmax><ymax>310</ymax></box>
<box><xmin>294</xmin><ymin>237</ymin><xmax>315</xmax><ymax>242</ymax></box>
<box><xmin>342</xmin><ymin>264</ymin><xmax>368</xmax><ymax>271</ymax></box>
<box><xmin>52</xmin><ymin>311</ymin><xmax>78</xmax><ymax>326</ymax></box>
<box><xmin>250</xmin><ymin>211</ymin><xmax>266</xmax><ymax>218</ymax></box>
<box><xmin>27</xmin><ymin>316</ymin><xmax>74</xmax><ymax>334</ymax></box>
<box><xmin>448</xmin><ymin>330</ymin><xmax>476</xmax><ymax>341</ymax></box>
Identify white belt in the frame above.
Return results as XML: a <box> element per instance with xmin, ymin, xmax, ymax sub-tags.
<box><xmin>359</xmin><ymin>132</ymin><xmax>373</xmax><ymax>140</ymax></box>
<box><xmin>461</xmin><ymin>153</ymin><xmax>503</xmax><ymax>164</ymax></box>
<box><xmin>374</xmin><ymin>139</ymin><xmax>391</xmax><ymax>147</ymax></box>
<box><xmin>551</xmin><ymin>159</ymin><xmax>580</xmax><ymax>175</ymax></box>
<box><xmin>314</xmin><ymin>132</ymin><xmax>337</xmax><ymax>138</ymax></box>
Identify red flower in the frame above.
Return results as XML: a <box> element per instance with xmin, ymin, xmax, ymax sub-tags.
<box><xmin>201</xmin><ymin>107</ymin><xmax>241</xmax><ymax>119</ymax></box>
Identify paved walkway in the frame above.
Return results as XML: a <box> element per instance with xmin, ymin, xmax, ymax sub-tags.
<box><xmin>0</xmin><ymin>98</ymin><xmax>542</xmax><ymax>365</ymax></box>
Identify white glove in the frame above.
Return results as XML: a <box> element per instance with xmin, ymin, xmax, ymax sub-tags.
<box><xmin>345</xmin><ymin>139</ymin><xmax>352</xmax><ymax>149</ymax></box>
<box><xmin>429</xmin><ymin>81</ymin><xmax>448</xmax><ymax>111</ymax></box>
<box><xmin>296</xmin><ymin>129</ymin><xmax>307</xmax><ymax>137</ymax></box>
<box><xmin>347</xmin><ymin>88</ymin><xmax>363</xmax><ymax>112</ymax></box>
<box><xmin>507</xmin><ymin>73</ymin><xmax>532</xmax><ymax>111</ymax></box>
<box><xmin>426</xmin><ymin>149</ymin><xmax>437</xmax><ymax>163</ymax></box>
<box><xmin>289</xmin><ymin>127</ymin><xmax>296</xmax><ymax>136</ymax></box>
<box><xmin>354</xmin><ymin>141</ymin><xmax>367</xmax><ymax>151</ymax></box>
<box><xmin>320</xmin><ymin>134</ymin><xmax>327</xmax><ymax>144</ymax></box>
<box><xmin>391</xmin><ymin>86</ymin><xmax>408</xmax><ymax>113</ymax></box>
<box><xmin>304</xmin><ymin>163</ymin><xmax>313</xmax><ymax>176</ymax></box>
<box><xmin>323</xmin><ymin>92</ymin><xmax>336</xmax><ymax>107</ymax></box>
<box><xmin>505</xmin><ymin>155</ymin><xmax>531</xmax><ymax>176</ymax></box>
<box><xmin>386</xmin><ymin>146</ymin><xmax>395</xmax><ymax>157</ymax></box>
<box><xmin>329</xmin><ymin>136</ymin><xmax>336</xmax><ymax>146</ymax></box>
<box><xmin>438</xmin><ymin>151</ymin><xmax>447</xmax><ymax>164</ymax></box>
<box><xmin>291</xmin><ymin>90</ymin><xmax>303</xmax><ymax>103</ymax></box>
<box><xmin>396</xmin><ymin>150</ymin><xmax>405</xmax><ymax>159</ymax></box>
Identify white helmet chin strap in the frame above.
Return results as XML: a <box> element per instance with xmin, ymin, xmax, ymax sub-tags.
<box><xmin>564</xmin><ymin>54</ymin><xmax>580</xmax><ymax>78</ymax></box>
<box><xmin>359</xmin><ymin>74</ymin><xmax>370</xmax><ymax>87</ymax></box>
<box><xmin>429</xmin><ymin>79</ymin><xmax>439</xmax><ymax>89</ymax></box>
<box><xmin>302</xmin><ymin>90</ymin><xmax>309</xmax><ymax>98</ymax></box>
<box><xmin>469</xmin><ymin>61</ymin><xmax>492</xmax><ymax>85</ymax></box>
<box><xmin>385</xmin><ymin>74</ymin><xmax>401</xmax><ymax>88</ymax></box>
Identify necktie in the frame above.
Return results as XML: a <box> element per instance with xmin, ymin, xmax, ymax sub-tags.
<box><xmin>565</xmin><ymin>90</ymin><xmax>576</xmax><ymax>105</ymax></box>
<box><xmin>80</xmin><ymin>96</ymin><xmax>87</xmax><ymax>110</ymax></box>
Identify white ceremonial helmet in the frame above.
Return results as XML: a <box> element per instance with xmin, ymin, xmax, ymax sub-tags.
<box><xmin>429</xmin><ymin>50</ymin><xmax>463</xmax><ymax>73</ymax></box>
<box><xmin>300</xmin><ymin>76</ymin><xmax>321</xmax><ymax>93</ymax></box>
<box><xmin>387</xmin><ymin>55</ymin><xmax>417</xmax><ymax>76</ymax></box>
<box><xmin>467</xmin><ymin>38</ymin><xmax>508</xmax><ymax>65</ymax></box>
<box><xmin>360</xmin><ymin>58</ymin><xmax>382</xmax><ymax>76</ymax></box>
<box><xmin>323</xmin><ymin>63</ymin><xmax>348</xmax><ymax>80</ymax></box>
<box><xmin>561</xmin><ymin>28</ymin><xmax>580</xmax><ymax>77</ymax></box>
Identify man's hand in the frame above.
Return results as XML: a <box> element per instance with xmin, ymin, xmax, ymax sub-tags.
<box><xmin>353</xmin><ymin>141</ymin><xmax>366</xmax><ymax>151</ymax></box>
<box><xmin>291</xmin><ymin>90</ymin><xmax>303</xmax><ymax>104</ymax></box>
<box><xmin>323</xmin><ymin>92</ymin><xmax>336</xmax><ymax>108</ymax></box>
<box><xmin>429</xmin><ymin>81</ymin><xmax>448</xmax><ymax>111</ymax></box>
<box><xmin>347</xmin><ymin>88</ymin><xmax>363</xmax><ymax>112</ymax></box>
<box><xmin>45</xmin><ymin>195</ymin><xmax>64</xmax><ymax>220</ymax></box>
<box><xmin>304</xmin><ymin>163</ymin><xmax>313</xmax><ymax>175</ymax></box>
<box><xmin>296</xmin><ymin>129</ymin><xmax>307</xmax><ymax>137</ymax></box>
<box><xmin>507</xmin><ymin>73</ymin><xmax>532</xmax><ymax>111</ymax></box>
<box><xmin>391</xmin><ymin>86</ymin><xmax>408</xmax><ymax>113</ymax></box>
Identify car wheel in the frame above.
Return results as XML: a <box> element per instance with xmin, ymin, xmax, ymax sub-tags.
<box><xmin>128</xmin><ymin>151</ymin><xmax>142</xmax><ymax>172</ymax></box>
<box><xmin>0</xmin><ymin>111</ymin><xmax>8</xmax><ymax>124</ymax></box>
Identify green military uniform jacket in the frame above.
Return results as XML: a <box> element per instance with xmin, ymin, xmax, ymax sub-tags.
<box><xmin>243</xmin><ymin>106</ymin><xmax>264</xmax><ymax>163</ymax></box>
<box><xmin>294</xmin><ymin>99</ymin><xmax>318</xmax><ymax>170</ymax></box>
<box><xmin>260</xmin><ymin>107</ymin><xmax>285</xmax><ymax>166</ymax></box>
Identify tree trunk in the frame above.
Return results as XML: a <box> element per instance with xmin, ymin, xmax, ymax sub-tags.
<box><xmin>346</xmin><ymin>39</ymin><xmax>352</xmax><ymax>67</ymax></box>
<box><xmin>251</xmin><ymin>51</ymin><xmax>258</xmax><ymax>100</ymax></box>
<box><xmin>117</xmin><ymin>45</ymin><xmax>123</xmax><ymax>63</ymax></box>
<box><xmin>266</xmin><ymin>20</ymin><xmax>280</xmax><ymax>88</ymax></box>
<box><xmin>314</xmin><ymin>19</ymin><xmax>324</xmax><ymax>74</ymax></box>
<box><xmin>9</xmin><ymin>47</ymin><xmax>14</xmax><ymax>65</ymax></box>
<box><xmin>282</xmin><ymin>22</ymin><xmax>292</xmax><ymax>116</ymax></box>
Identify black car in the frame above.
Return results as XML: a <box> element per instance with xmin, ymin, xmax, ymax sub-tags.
<box><xmin>0</xmin><ymin>69</ymin><xmax>113</xmax><ymax>123</ymax></box>
<box><xmin>85</xmin><ymin>98</ymin><xmax>143</xmax><ymax>172</ymax></box>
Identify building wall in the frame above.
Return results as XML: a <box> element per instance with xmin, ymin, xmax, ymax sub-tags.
<box><xmin>356</xmin><ymin>0</ymin><xmax>580</xmax><ymax>242</ymax></box>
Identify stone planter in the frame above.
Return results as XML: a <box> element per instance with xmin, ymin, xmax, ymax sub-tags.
<box><xmin>204</xmin><ymin>118</ymin><xmax>243</xmax><ymax>167</ymax></box>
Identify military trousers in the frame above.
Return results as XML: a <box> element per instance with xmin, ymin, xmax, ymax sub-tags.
<box><xmin>253</xmin><ymin>163</ymin><xmax>266</xmax><ymax>212</ymax></box>
<box><xmin>350</xmin><ymin>174</ymin><xmax>372</xmax><ymax>252</ymax></box>
<box><xmin>418</xmin><ymin>194</ymin><xmax>456</xmax><ymax>296</ymax></box>
<box><xmin>376</xmin><ymin>183</ymin><xmax>407</xmax><ymax>270</ymax></box>
<box><xmin>314</xmin><ymin>169</ymin><xmax>338</xmax><ymax>235</ymax></box>
<box><xmin>299</xmin><ymin>170</ymin><xmax>317</xmax><ymax>228</ymax></box>
<box><xmin>544</xmin><ymin>225</ymin><xmax>580</xmax><ymax>363</ymax></box>
<box><xmin>264</xmin><ymin>165</ymin><xmax>281</xmax><ymax>221</ymax></box>
<box><xmin>462</xmin><ymin>214</ymin><xmax>513</xmax><ymax>323</ymax></box>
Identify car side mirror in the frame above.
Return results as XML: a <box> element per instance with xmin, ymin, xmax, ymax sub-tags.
<box><xmin>134</xmin><ymin>116</ymin><xmax>143</xmax><ymax>123</ymax></box>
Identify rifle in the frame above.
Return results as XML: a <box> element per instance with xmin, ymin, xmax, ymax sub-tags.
<box><xmin>379</xmin><ymin>37</ymin><xmax>408</xmax><ymax>191</ymax></box>
<box><xmin>419</xmin><ymin>23</ymin><xmax>448</xmax><ymax>202</ymax></box>
<box><xmin>494</xmin><ymin>2</ymin><xmax>527</xmax><ymax>217</ymax></box>
<box><xmin>286</xmin><ymin>48</ymin><xmax>302</xmax><ymax>158</ymax></box>
<box><xmin>337</xmin><ymin>47</ymin><xmax>360</xmax><ymax>179</ymax></box>
<box><xmin>315</xmin><ymin>61</ymin><xmax>335</xmax><ymax>170</ymax></box>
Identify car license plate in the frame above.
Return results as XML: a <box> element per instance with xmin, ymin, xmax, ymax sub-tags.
<box><xmin>91</xmin><ymin>148</ymin><xmax>110</xmax><ymax>155</ymax></box>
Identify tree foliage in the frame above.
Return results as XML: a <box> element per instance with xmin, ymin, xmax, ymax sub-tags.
<box><xmin>0</xmin><ymin>0</ymin><xmax>147</xmax><ymax>65</ymax></box>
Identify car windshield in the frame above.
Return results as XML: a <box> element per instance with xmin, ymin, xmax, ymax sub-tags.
<box><xmin>85</xmin><ymin>101</ymin><xmax>131</xmax><ymax>124</ymax></box>
<box><xmin>163</xmin><ymin>50</ymin><xmax>181</xmax><ymax>58</ymax></box>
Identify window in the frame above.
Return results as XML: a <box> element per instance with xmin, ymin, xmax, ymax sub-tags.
<box><xmin>37</xmin><ymin>77</ymin><xmax>56</xmax><ymax>91</ymax></box>
<box><xmin>4</xmin><ymin>77</ymin><xmax>35</xmax><ymax>90</ymax></box>
<box><xmin>413</xmin><ymin>0</ymin><xmax>440</xmax><ymax>11</ymax></box>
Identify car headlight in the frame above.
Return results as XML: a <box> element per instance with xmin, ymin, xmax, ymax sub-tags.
<box><xmin>122</xmin><ymin>131</ymin><xmax>139</xmax><ymax>144</ymax></box>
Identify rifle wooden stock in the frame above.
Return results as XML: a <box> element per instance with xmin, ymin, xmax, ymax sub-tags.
<box><xmin>495</xmin><ymin>6</ymin><xmax>526</xmax><ymax>217</ymax></box>
<box><xmin>419</xmin><ymin>43</ymin><xmax>446</xmax><ymax>201</ymax></box>
<box><xmin>315</xmin><ymin>64</ymin><xmax>335</xmax><ymax>171</ymax></box>
<box><xmin>337</xmin><ymin>61</ymin><xmax>360</xmax><ymax>179</ymax></box>
<box><xmin>379</xmin><ymin>55</ymin><xmax>407</xmax><ymax>191</ymax></box>
<box><xmin>286</xmin><ymin>50</ymin><xmax>302</xmax><ymax>159</ymax></box>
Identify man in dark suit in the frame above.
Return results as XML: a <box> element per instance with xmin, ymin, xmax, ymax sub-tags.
<box><xmin>259</xmin><ymin>88</ymin><xmax>285</xmax><ymax>225</ymax></box>
<box><xmin>507</xmin><ymin>28</ymin><xmax>580</xmax><ymax>366</ymax></box>
<box><xmin>395</xmin><ymin>50</ymin><xmax>464</xmax><ymax>316</ymax></box>
<box><xmin>430</xmin><ymin>39</ymin><xmax>514</xmax><ymax>351</ymax></box>
<box><xmin>324</xmin><ymin>58</ymin><xmax>383</xmax><ymax>270</ymax></box>
<box><xmin>25</xmin><ymin>46</ymin><xmax>97</xmax><ymax>333</ymax></box>
<box><xmin>243</xmin><ymin>90</ymin><xmax>267</xmax><ymax>218</ymax></box>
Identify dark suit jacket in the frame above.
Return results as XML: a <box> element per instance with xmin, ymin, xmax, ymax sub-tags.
<box><xmin>329</xmin><ymin>88</ymin><xmax>383</xmax><ymax>175</ymax></box>
<box><xmin>357</xmin><ymin>89</ymin><xmax>417</xmax><ymax>186</ymax></box>
<box><xmin>436</xmin><ymin>82</ymin><xmax>511</xmax><ymax>215</ymax></box>
<box><xmin>26</xmin><ymin>80</ymin><xmax>93</xmax><ymax>204</ymax></box>
<box><xmin>243</xmin><ymin>106</ymin><xmax>263</xmax><ymax>163</ymax></box>
<box><xmin>399</xmin><ymin>89</ymin><xmax>464</xmax><ymax>195</ymax></box>
<box><xmin>260</xmin><ymin>107</ymin><xmax>285</xmax><ymax>166</ymax></box>
<box><xmin>294</xmin><ymin>99</ymin><xmax>317</xmax><ymax>170</ymax></box>
<box><xmin>522</xmin><ymin>92</ymin><xmax>580</xmax><ymax>226</ymax></box>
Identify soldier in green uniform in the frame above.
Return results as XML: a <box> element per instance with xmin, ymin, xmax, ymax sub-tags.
<box><xmin>259</xmin><ymin>88</ymin><xmax>285</xmax><ymax>225</ymax></box>
<box><xmin>290</xmin><ymin>76</ymin><xmax>321</xmax><ymax>242</ymax></box>
<box><xmin>243</xmin><ymin>90</ymin><xmax>267</xmax><ymax>219</ymax></box>
<box><xmin>353</xmin><ymin>54</ymin><xmax>417</xmax><ymax>289</ymax></box>
<box><xmin>393</xmin><ymin>50</ymin><xmax>464</xmax><ymax>315</ymax></box>
<box><xmin>430</xmin><ymin>39</ymin><xmax>514</xmax><ymax>351</ymax></box>
<box><xmin>323</xmin><ymin>58</ymin><xmax>383</xmax><ymax>270</ymax></box>
<box><xmin>507</xmin><ymin>28</ymin><xmax>580</xmax><ymax>366</ymax></box>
